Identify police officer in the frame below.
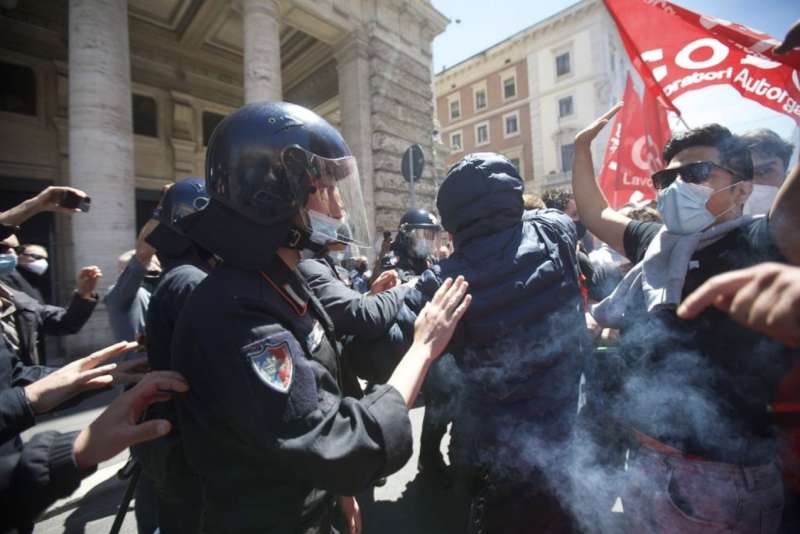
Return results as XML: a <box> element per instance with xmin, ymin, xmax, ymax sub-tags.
<box><xmin>133</xmin><ymin>177</ymin><xmax>213</xmax><ymax>533</ymax></box>
<box><xmin>378</xmin><ymin>208</ymin><xmax>442</xmax><ymax>282</ymax></box>
<box><xmin>376</xmin><ymin>209</ymin><xmax>455</xmax><ymax>482</ymax></box>
<box><xmin>171</xmin><ymin>101</ymin><xmax>471</xmax><ymax>533</ymax></box>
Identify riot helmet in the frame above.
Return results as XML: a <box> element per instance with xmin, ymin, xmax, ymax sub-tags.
<box><xmin>396</xmin><ymin>208</ymin><xmax>443</xmax><ymax>260</ymax></box>
<box><xmin>177</xmin><ymin>101</ymin><xmax>371</xmax><ymax>269</ymax></box>
<box><xmin>145</xmin><ymin>177</ymin><xmax>210</xmax><ymax>258</ymax></box>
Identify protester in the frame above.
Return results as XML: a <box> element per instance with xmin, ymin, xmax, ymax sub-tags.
<box><xmin>523</xmin><ymin>192</ymin><xmax>546</xmax><ymax>210</ymax></box>
<box><xmin>1</xmin><ymin>244</ymin><xmax>49</xmax><ymax>304</ymax></box>
<box><xmin>171</xmin><ymin>101</ymin><xmax>470</xmax><ymax>533</ymax></box>
<box><xmin>348</xmin><ymin>256</ymin><xmax>370</xmax><ymax>294</ymax></box>
<box><xmin>1</xmin><ymin>370</ymin><xmax>187</xmax><ymax>532</ymax></box>
<box><xmin>572</xmin><ymin>103</ymin><xmax>800</xmax><ymax>533</ymax></box>
<box><xmin>105</xmin><ymin>222</ymin><xmax>161</xmax><ymax>345</ymax></box>
<box><xmin>398</xmin><ymin>153</ymin><xmax>585</xmax><ymax>532</ymax></box>
<box><xmin>131</xmin><ymin>177</ymin><xmax>213</xmax><ymax>534</ymax></box>
<box><xmin>740</xmin><ymin>129</ymin><xmax>794</xmax><ymax>215</ymax></box>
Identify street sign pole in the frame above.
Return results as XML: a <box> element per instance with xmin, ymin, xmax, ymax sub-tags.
<box><xmin>410</xmin><ymin>154</ymin><xmax>416</xmax><ymax>209</ymax></box>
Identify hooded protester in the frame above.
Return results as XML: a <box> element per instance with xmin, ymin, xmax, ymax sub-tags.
<box><xmin>573</xmin><ymin>105</ymin><xmax>800</xmax><ymax>534</ymax></box>
<box><xmin>169</xmin><ymin>101</ymin><xmax>470</xmax><ymax>533</ymax></box>
<box><xmin>404</xmin><ymin>153</ymin><xmax>586</xmax><ymax>533</ymax></box>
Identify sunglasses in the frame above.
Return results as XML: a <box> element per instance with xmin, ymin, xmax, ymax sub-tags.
<box><xmin>651</xmin><ymin>161</ymin><xmax>742</xmax><ymax>191</ymax></box>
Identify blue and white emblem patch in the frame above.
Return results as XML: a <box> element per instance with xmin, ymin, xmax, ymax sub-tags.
<box><xmin>243</xmin><ymin>333</ymin><xmax>296</xmax><ymax>393</ymax></box>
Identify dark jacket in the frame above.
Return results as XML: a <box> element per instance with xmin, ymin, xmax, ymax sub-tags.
<box><xmin>299</xmin><ymin>256</ymin><xmax>410</xmax><ymax>383</ymax></box>
<box><xmin>0</xmin><ymin>270</ymin><xmax>43</xmax><ymax>305</ymax></box>
<box><xmin>5</xmin><ymin>287</ymin><xmax>96</xmax><ymax>366</ymax></box>
<box><xmin>0</xmin><ymin>429</ymin><xmax>85</xmax><ymax>534</ymax></box>
<box><xmin>416</xmin><ymin>155</ymin><xmax>586</xmax><ymax>409</ymax></box>
<box><xmin>172</xmin><ymin>259</ymin><xmax>412</xmax><ymax>532</ymax></box>
<box><xmin>0</xmin><ymin>342</ymin><xmax>81</xmax><ymax>534</ymax></box>
<box><xmin>298</xmin><ymin>256</ymin><xmax>408</xmax><ymax>338</ymax></box>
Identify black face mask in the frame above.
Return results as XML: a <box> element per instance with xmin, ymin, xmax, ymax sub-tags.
<box><xmin>575</xmin><ymin>221</ymin><xmax>587</xmax><ymax>240</ymax></box>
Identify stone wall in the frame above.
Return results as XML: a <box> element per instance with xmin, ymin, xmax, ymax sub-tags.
<box><xmin>367</xmin><ymin>32</ymin><xmax>438</xmax><ymax>234</ymax></box>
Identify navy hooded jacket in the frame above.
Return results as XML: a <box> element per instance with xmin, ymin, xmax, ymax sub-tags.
<box><xmin>417</xmin><ymin>153</ymin><xmax>585</xmax><ymax>408</ymax></box>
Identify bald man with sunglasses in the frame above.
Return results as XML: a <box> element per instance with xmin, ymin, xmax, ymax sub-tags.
<box><xmin>572</xmin><ymin>108</ymin><xmax>800</xmax><ymax>534</ymax></box>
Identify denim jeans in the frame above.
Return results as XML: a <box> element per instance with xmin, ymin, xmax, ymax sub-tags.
<box><xmin>622</xmin><ymin>445</ymin><xmax>784</xmax><ymax>533</ymax></box>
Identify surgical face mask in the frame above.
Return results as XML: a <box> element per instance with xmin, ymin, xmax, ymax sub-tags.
<box><xmin>0</xmin><ymin>254</ymin><xmax>17</xmax><ymax>276</ymax></box>
<box><xmin>330</xmin><ymin>251</ymin><xmax>346</xmax><ymax>263</ymax></box>
<box><xmin>307</xmin><ymin>209</ymin><xmax>341</xmax><ymax>246</ymax></box>
<box><xmin>656</xmin><ymin>178</ymin><xmax>737</xmax><ymax>235</ymax></box>
<box><xmin>22</xmin><ymin>258</ymin><xmax>48</xmax><ymax>276</ymax></box>
<box><xmin>743</xmin><ymin>184</ymin><xmax>779</xmax><ymax>216</ymax></box>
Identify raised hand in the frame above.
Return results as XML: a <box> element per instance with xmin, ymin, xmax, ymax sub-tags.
<box><xmin>24</xmin><ymin>341</ymin><xmax>138</xmax><ymax>414</ymax></box>
<box><xmin>72</xmin><ymin>371</ymin><xmax>189</xmax><ymax>470</ymax></box>
<box><xmin>574</xmin><ymin>102</ymin><xmax>623</xmax><ymax>146</ymax></box>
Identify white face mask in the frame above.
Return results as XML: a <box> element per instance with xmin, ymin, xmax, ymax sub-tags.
<box><xmin>307</xmin><ymin>209</ymin><xmax>341</xmax><ymax>246</ymax></box>
<box><xmin>22</xmin><ymin>258</ymin><xmax>48</xmax><ymax>276</ymax></box>
<box><xmin>743</xmin><ymin>184</ymin><xmax>779</xmax><ymax>215</ymax></box>
<box><xmin>656</xmin><ymin>178</ymin><xmax>737</xmax><ymax>235</ymax></box>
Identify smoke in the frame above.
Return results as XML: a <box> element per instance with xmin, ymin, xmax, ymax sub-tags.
<box><xmin>440</xmin><ymin>298</ymin><xmax>788</xmax><ymax>533</ymax></box>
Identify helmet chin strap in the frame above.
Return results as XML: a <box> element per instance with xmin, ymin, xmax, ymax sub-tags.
<box><xmin>283</xmin><ymin>226</ymin><xmax>328</xmax><ymax>258</ymax></box>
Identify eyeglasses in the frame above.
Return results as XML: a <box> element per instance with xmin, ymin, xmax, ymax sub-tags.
<box><xmin>651</xmin><ymin>161</ymin><xmax>742</xmax><ymax>191</ymax></box>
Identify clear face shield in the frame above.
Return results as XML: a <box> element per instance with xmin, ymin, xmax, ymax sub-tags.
<box><xmin>406</xmin><ymin>226</ymin><xmax>443</xmax><ymax>259</ymax></box>
<box><xmin>282</xmin><ymin>146</ymin><xmax>372</xmax><ymax>256</ymax></box>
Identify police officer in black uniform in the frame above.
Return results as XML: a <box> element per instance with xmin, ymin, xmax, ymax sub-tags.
<box><xmin>378</xmin><ymin>208</ymin><xmax>442</xmax><ymax>283</ymax></box>
<box><xmin>134</xmin><ymin>177</ymin><xmax>213</xmax><ymax>533</ymax></box>
<box><xmin>171</xmin><ymin>101</ymin><xmax>471</xmax><ymax>533</ymax></box>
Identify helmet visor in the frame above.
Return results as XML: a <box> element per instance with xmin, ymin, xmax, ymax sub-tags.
<box><xmin>284</xmin><ymin>146</ymin><xmax>372</xmax><ymax>252</ymax></box>
<box><xmin>407</xmin><ymin>227</ymin><xmax>443</xmax><ymax>258</ymax></box>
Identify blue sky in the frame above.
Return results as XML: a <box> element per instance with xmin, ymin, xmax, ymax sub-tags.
<box><xmin>431</xmin><ymin>0</ymin><xmax>798</xmax><ymax>140</ymax></box>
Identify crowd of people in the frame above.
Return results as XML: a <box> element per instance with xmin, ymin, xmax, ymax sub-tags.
<box><xmin>2</xmin><ymin>35</ymin><xmax>800</xmax><ymax>534</ymax></box>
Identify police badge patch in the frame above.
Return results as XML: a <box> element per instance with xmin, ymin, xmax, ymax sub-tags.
<box><xmin>243</xmin><ymin>333</ymin><xmax>296</xmax><ymax>393</ymax></box>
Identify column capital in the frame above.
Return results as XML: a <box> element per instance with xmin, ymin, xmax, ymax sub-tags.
<box><xmin>333</xmin><ymin>31</ymin><xmax>370</xmax><ymax>66</ymax></box>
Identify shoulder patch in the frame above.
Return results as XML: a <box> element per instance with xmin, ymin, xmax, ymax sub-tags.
<box><xmin>242</xmin><ymin>331</ymin><xmax>299</xmax><ymax>394</ymax></box>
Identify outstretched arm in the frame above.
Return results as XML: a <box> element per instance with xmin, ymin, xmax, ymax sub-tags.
<box><xmin>572</xmin><ymin>103</ymin><xmax>632</xmax><ymax>255</ymax></box>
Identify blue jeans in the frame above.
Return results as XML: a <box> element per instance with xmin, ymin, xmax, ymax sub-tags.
<box><xmin>622</xmin><ymin>445</ymin><xmax>784</xmax><ymax>533</ymax></box>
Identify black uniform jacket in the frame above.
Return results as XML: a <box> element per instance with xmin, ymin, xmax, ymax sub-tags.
<box><xmin>297</xmin><ymin>256</ymin><xmax>407</xmax><ymax>339</ymax></box>
<box><xmin>171</xmin><ymin>259</ymin><xmax>412</xmax><ymax>533</ymax></box>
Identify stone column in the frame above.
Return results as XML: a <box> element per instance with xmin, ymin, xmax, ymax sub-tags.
<box><xmin>243</xmin><ymin>0</ymin><xmax>282</xmax><ymax>103</ymax></box>
<box><xmin>68</xmin><ymin>0</ymin><xmax>135</xmax><ymax>355</ymax></box>
<box><xmin>335</xmin><ymin>34</ymin><xmax>376</xmax><ymax>254</ymax></box>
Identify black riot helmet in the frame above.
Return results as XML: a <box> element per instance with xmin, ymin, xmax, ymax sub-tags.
<box><xmin>396</xmin><ymin>208</ymin><xmax>443</xmax><ymax>260</ymax></box>
<box><xmin>177</xmin><ymin>101</ymin><xmax>366</xmax><ymax>269</ymax></box>
<box><xmin>145</xmin><ymin>177</ymin><xmax>210</xmax><ymax>258</ymax></box>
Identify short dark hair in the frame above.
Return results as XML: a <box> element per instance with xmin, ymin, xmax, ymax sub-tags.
<box><xmin>741</xmin><ymin>128</ymin><xmax>794</xmax><ymax>171</ymax></box>
<box><xmin>662</xmin><ymin>123</ymin><xmax>753</xmax><ymax>182</ymax></box>
<box><xmin>541</xmin><ymin>187</ymin><xmax>574</xmax><ymax>211</ymax></box>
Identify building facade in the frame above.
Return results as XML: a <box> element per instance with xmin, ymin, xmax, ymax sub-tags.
<box><xmin>0</xmin><ymin>0</ymin><xmax>447</xmax><ymax>356</ymax></box>
<box><xmin>435</xmin><ymin>0</ymin><xmax>628</xmax><ymax>192</ymax></box>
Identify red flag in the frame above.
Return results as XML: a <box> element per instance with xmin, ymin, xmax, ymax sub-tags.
<box><xmin>598</xmin><ymin>75</ymin><xmax>671</xmax><ymax>209</ymax></box>
<box><xmin>604</xmin><ymin>0</ymin><xmax>800</xmax><ymax>123</ymax></box>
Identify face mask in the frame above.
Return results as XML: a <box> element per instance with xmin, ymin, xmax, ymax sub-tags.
<box><xmin>307</xmin><ymin>209</ymin><xmax>341</xmax><ymax>246</ymax></box>
<box><xmin>0</xmin><ymin>254</ymin><xmax>17</xmax><ymax>276</ymax></box>
<box><xmin>330</xmin><ymin>251</ymin><xmax>345</xmax><ymax>263</ymax></box>
<box><xmin>743</xmin><ymin>184</ymin><xmax>779</xmax><ymax>216</ymax></box>
<box><xmin>411</xmin><ymin>239</ymin><xmax>435</xmax><ymax>259</ymax></box>
<box><xmin>22</xmin><ymin>258</ymin><xmax>48</xmax><ymax>276</ymax></box>
<box><xmin>656</xmin><ymin>178</ymin><xmax>737</xmax><ymax>235</ymax></box>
